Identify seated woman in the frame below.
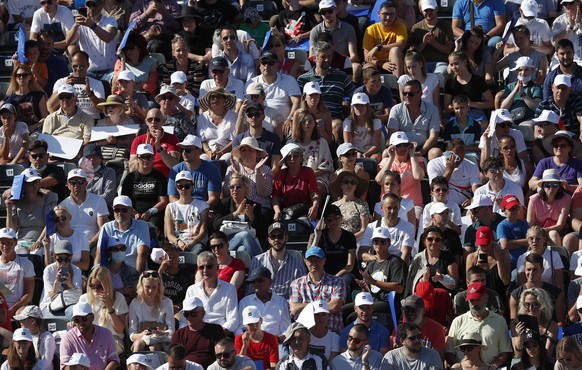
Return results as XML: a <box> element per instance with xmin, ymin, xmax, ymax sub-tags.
<box><xmin>103</xmin><ymin>236</ymin><xmax>140</xmax><ymax>304</ymax></box>
<box><xmin>330</xmin><ymin>171</ymin><xmax>371</xmax><ymax>241</ymax></box>
<box><xmin>272</xmin><ymin>143</ymin><xmax>319</xmax><ymax>221</ymax></box>
<box><xmin>511</xmin><ymin>288</ymin><xmax>558</xmax><ymax>356</ymax></box>
<box><xmin>397</xmin><ymin>50</ymin><xmax>440</xmax><ymax>111</ymax></box>
<box><xmin>510</xmin><ymin>330</ymin><xmax>553</xmax><ymax>370</ymax></box>
<box><xmin>198</xmin><ymin>232</ymin><xmax>246</xmax><ymax>300</ymax></box>
<box><xmin>42</xmin><ymin>205</ymin><xmax>90</xmax><ymax>272</ymax></box>
<box><xmin>330</xmin><ymin>143</ymin><xmax>370</xmax><ymax>199</ymax></box>
<box><xmin>0</xmin><ymin>103</ymin><xmax>29</xmax><ymax>164</ymax></box>
<box><xmin>5</xmin><ymin>168</ymin><xmax>57</xmax><ymax>251</ymax></box>
<box><xmin>517</xmin><ymin>226</ymin><xmax>564</xmax><ymax>287</ymax></box>
<box><xmin>129</xmin><ymin>270</ymin><xmax>175</xmax><ymax>352</ymax></box>
<box><xmin>555</xmin><ymin>336</ymin><xmax>582</xmax><ymax>369</ymax></box>
<box><xmin>309</xmin><ymin>205</ymin><xmax>357</xmax><ymax>288</ymax></box>
<box><xmin>213</xmin><ymin>173</ymin><xmax>263</xmax><ymax>257</ymax></box>
<box><xmin>39</xmin><ymin>241</ymin><xmax>83</xmax><ymax>319</ymax></box>
<box><xmin>292</xmin><ymin>82</ymin><xmax>332</xmax><ymax>144</ymax></box>
<box><xmin>79</xmin><ymin>266</ymin><xmax>129</xmax><ymax>354</ymax></box>
<box><xmin>290</xmin><ymin>109</ymin><xmax>333</xmax><ymax>200</ymax></box>
<box><xmin>451</xmin><ymin>333</ymin><xmax>489</xmax><ymax>370</ymax></box>
<box><xmin>223</xmin><ymin>137</ymin><xmax>273</xmax><ymax>222</ymax></box>
<box><xmin>94</xmin><ymin>95</ymin><xmax>135</xmax><ymax>162</ymax></box>
<box><xmin>13</xmin><ymin>306</ymin><xmax>55</xmax><ymax>370</ymax></box>
<box><xmin>342</xmin><ymin>93</ymin><xmax>382</xmax><ymax>162</ymax></box>
<box><xmin>112</xmin><ymin>33</ymin><xmax>158</xmax><ymax>98</ymax></box>
<box><xmin>197</xmin><ymin>87</ymin><xmax>238</xmax><ymax>160</ymax></box>
<box><xmin>164</xmin><ymin>170</ymin><xmax>209</xmax><ymax>254</ymax></box>
<box><xmin>1</xmin><ymin>328</ymin><xmax>44</xmax><ymax>369</ymax></box>
<box><xmin>527</xmin><ymin>170</ymin><xmax>571</xmax><ymax>247</ymax></box>
<box><xmin>499</xmin><ymin>135</ymin><xmax>529</xmax><ymax>191</ymax></box>
<box><xmin>452</xmin><ymin>26</ymin><xmax>494</xmax><ymax>86</ymax></box>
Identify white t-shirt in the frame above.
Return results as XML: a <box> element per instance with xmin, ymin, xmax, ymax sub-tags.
<box><xmin>48</xmin><ymin>230</ymin><xmax>90</xmax><ymax>264</ymax></box>
<box><xmin>0</xmin><ymin>121</ymin><xmax>28</xmax><ymax>159</ymax></box>
<box><xmin>167</xmin><ymin>199</ymin><xmax>210</xmax><ymax>243</ymax></box>
<box><xmin>7</xmin><ymin>0</ymin><xmax>38</xmax><ymax>23</ymax></box>
<box><xmin>78</xmin><ymin>15</ymin><xmax>118</xmax><ymax>72</ymax></box>
<box><xmin>342</xmin><ymin>118</ymin><xmax>382</xmax><ymax>153</ymax></box>
<box><xmin>157</xmin><ymin>362</ymin><xmax>204</xmax><ymax>370</ymax></box>
<box><xmin>0</xmin><ymin>255</ymin><xmax>35</xmax><ymax>307</ymax></box>
<box><xmin>397</xmin><ymin>73</ymin><xmax>440</xmax><ymax>106</ymax></box>
<box><xmin>199</xmin><ymin>77</ymin><xmax>245</xmax><ymax>102</ymax></box>
<box><xmin>310</xmin><ymin>330</ymin><xmax>340</xmax><ymax>361</ymax></box>
<box><xmin>30</xmin><ymin>5</ymin><xmax>74</xmax><ymax>42</ymax></box>
<box><xmin>478</xmin><ymin>128</ymin><xmax>527</xmax><ymax>157</ymax></box>
<box><xmin>361</xmin><ymin>218</ymin><xmax>416</xmax><ymax>256</ymax></box>
<box><xmin>505</xmin><ymin>18</ymin><xmax>551</xmax><ymax>48</ymax></box>
<box><xmin>79</xmin><ymin>291</ymin><xmax>129</xmax><ymax>341</ymax></box>
<box><xmin>197</xmin><ymin>110</ymin><xmax>238</xmax><ymax>152</ymax></box>
<box><xmin>59</xmin><ymin>192</ymin><xmax>109</xmax><ymax>243</ymax></box>
<box><xmin>374</xmin><ymin>197</ymin><xmax>414</xmax><ymax>219</ymax></box>
<box><xmin>246</xmin><ymin>73</ymin><xmax>301</xmax><ymax>118</ymax></box>
<box><xmin>53</xmin><ymin>77</ymin><xmax>105</xmax><ymax>119</ymax></box>
<box><xmin>427</xmin><ymin>157</ymin><xmax>481</xmax><ymax>206</ymax></box>
<box><xmin>180</xmin><ymin>93</ymin><xmax>197</xmax><ymax>116</ymax></box>
<box><xmin>39</xmin><ymin>262</ymin><xmax>83</xmax><ymax>310</ymax></box>
<box><xmin>473</xmin><ymin>180</ymin><xmax>525</xmax><ymax>216</ymax></box>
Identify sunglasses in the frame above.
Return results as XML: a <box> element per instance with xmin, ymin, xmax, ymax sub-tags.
<box><xmin>109</xmin><ymin>246</ymin><xmax>126</xmax><ymax>252</ymax></box>
<box><xmin>59</xmin><ymin>94</ymin><xmax>74</xmax><ymax>100</ymax></box>
<box><xmin>177</xmin><ymin>184</ymin><xmax>192</xmax><ymax>190</ymax></box>
<box><xmin>342</xmin><ymin>151</ymin><xmax>357</xmax><ymax>157</ymax></box>
<box><xmin>395</xmin><ymin>143</ymin><xmax>409</xmax><ymax>148</ymax></box>
<box><xmin>372</xmin><ymin>239</ymin><xmax>387</xmax><ymax>245</ymax></box>
<box><xmin>198</xmin><ymin>264</ymin><xmax>214</xmax><ymax>270</ymax></box>
<box><xmin>159</xmin><ymin>95</ymin><xmax>175</xmax><ymax>101</ymax></box>
<box><xmin>138</xmin><ymin>155</ymin><xmax>153</xmax><ymax>161</ymax></box>
<box><xmin>249</xmin><ymin>94</ymin><xmax>260</xmax><ymax>99</ymax></box>
<box><xmin>229</xmin><ymin>185</ymin><xmax>243</xmax><ymax>190</ymax></box>
<box><xmin>406</xmin><ymin>334</ymin><xmax>423</xmax><ymax>341</ymax></box>
<box><xmin>68</xmin><ymin>179</ymin><xmax>85</xmax><ymax>185</ymax></box>
<box><xmin>30</xmin><ymin>153</ymin><xmax>45</xmax><ymax>159</ymax></box>
<box><xmin>553</xmin><ymin>143</ymin><xmax>569</xmax><ymax>149</ymax></box>
<box><xmin>319</xmin><ymin>8</ymin><xmax>334</xmax><ymax>14</ymax></box>
<box><xmin>461</xmin><ymin>345</ymin><xmax>476</xmax><ymax>352</ymax></box>
<box><xmin>215</xmin><ymin>351</ymin><xmax>234</xmax><ymax>359</ymax></box>
<box><xmin>56</xmin><ymin>256</ymin><xmax>72</xmax><ymax>263</ymax></box>
<box><xmin>183</xmin><ymin>310</ymin><xmax>197</xmax><ymax>319</ymax></box>
<box><xmin>222</xmin><ymin>35</ymin><xmax>237</xmax><ymax>41</ymax></box>
<box><xmin>246</xmin><ymin>112</ymin><xmax>262</xmax><ymax>118</ymax></box>
<box><xmin>73</xmin><ymin>316</ymin><xmax>90</xmax><ymax>323</ymax></box>
<box><xmin>544</xmin><ymin>183</ymin><xmax>560</xmax><ymax>188</ymax></box>
<box><xmin>15</xmin><ymin>73</ymin><xmax>30</xmax><ymax>79</ymax></box>
<box><xmin>426</xmin><ymin>237</ymin><xmax>442</xmax><ymax>242</ymax></box>
<box><xmin>89</xmin><ymin>283</ymin><xmax>103</xmax><ymax>290</ymax></box>
<box><xmin>181</xmin><ymin>148</ymin><xmax>194</xmax><ymax>154</ymax></box>
<box><xmin>113</xmin><ymin>208</ymin><xmax>129</xmax><ymax>213</ymax></box>
<box><xmin>54</xmin><ymin>216</ymin><xmax>67</xmax><ymax>222</ymax></box>
<box><xmin>342</xmin><ymin>179</ymin><xmax>358</xmax><ymax>186</ymax></box>
<box><xmin>260</xmin><ymin>60</ymin><xmax>276</xmax><ymax>66</ymax></box>
<box><xmin>524</xmin><ymin>302</ymin><xmax>541</xmax><ymax>309</ymax></box>
<box><xmin>143</xmin><ymin>271</ymin><xmax>160</xmax><ymax>278</ymax></box>
<box><xmin>146</xmin><ymin>117</ymin><xmax>162</xmax><ymax>123</ymax></box>
<box><xmin>210</xmin><ymin>243</ymin><xmax>225</xmax><ymax>249</ymax></box>
<box><xmin>269</xmin><ymin>234</ymin><xmax>285</xmax><ymax>240</ymax></box>
<box><xmin>347</xmin><ymin>335</ymin><xmax>364</xmax><ymax>344</ymax></box>
<box><xmin>402</xmin><ymin>91</ymin><xmax>421</xmax><ymax>97</ymax></box>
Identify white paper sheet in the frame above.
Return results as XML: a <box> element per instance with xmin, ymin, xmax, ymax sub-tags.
<box><xmin>89</xmin><ymin>124</ymin><xmax>140</xmax><ymax>142</ymax></box>
<box><xmin>38</xmin><ymin>134</ymin><xmax>84</xmax><ymax>160</ymax></box>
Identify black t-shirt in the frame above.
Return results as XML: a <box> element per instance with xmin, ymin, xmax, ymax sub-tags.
<box><xmin>41</xmin><ymin>164</ymin><xmax>67</xmax><ymax>202</ymax></box>
<box><xmin>163</xmin><ymin>268</ymin><xmax>194</xmax><ymax>306</ymax></box>
<box><xmin>426</xmin><ymin>250</ymin><xmax>457</xmax><ymax>293</ymax></box>
<box><xmin>365</xmin><ymin>255</ymin><xmax>408</xmax><ymax>303</ymax></box>
<box><xmin>191</xmin><ymin>0</ymin><xmax>240</xmax><ymax>46</ymax></box>
<box><xmin>445</xmin><ymin>74</ymin><xmax>489</xmax><ymax>103</ymax></box>
<box><xmin>320</xmin><ymin>229</ymin><xmax>356</xmax><ymax>275</ymax></box>
<box><xmin>511</xmin><ymin>282</ymin><xmax>562</xmax><ymax>304</ymax></box>
<box><xmin>120</xmin><ymin>169</ymin><xmax>168</xmax><ymax>213</ymax></box>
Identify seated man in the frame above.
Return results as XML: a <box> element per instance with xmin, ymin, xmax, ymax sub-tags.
<box><xmin>42</xmin><ymin>84</ymin><xmax>94</xmax><ymax>146</ymax></box>
<box><xmin>463</xmin><ymin>196</ymin><xmax>505</xmax><ymax>252</ymax></box>
<box><xmin>278</xmin><ymin>322</ymin><xmax>326</xmax><ymax>370</ymax></box>
<box><xmin>382</xmin><ymin>322</ymin><xmax>442</xmax><ymax>368</ymax></box>
<box><xmin>0</xmin><ymin>227</ymin><xmax>34</xmax><ymax>317</ymax></box>
<box><xmin>209</xmin><ymin>338</ymin><xmax>256</xmax><ymax>370</ymax></box>
<box><xmin>290</xmin><ymin>247</ymin><xmax>347</xmax><ymax>333</ymax></box>
<box><xmin>199</xmin><ymin>57</ymin><xmax>245</xmax><ymax>109</ymax></box>
<box><xmin>473</xmin><ymin>157</ymin><xmax>525</xmax><ymax>216</ymax></box>
<box><xmin>453</xmin><ymin>266</ymin><xmax>505</xmax><ymax>317</ymax></box>
<box><xmin>332</xmin><ymin>324</ymin><xmax>383</xmax><ymax>370</ymax></box>
<box><xmin>172</xmin><ymin>296</ymin><xmax>226</xmax><ymax>368</ymax></box>
<box><xmin>451</xmin><ymin>0</ymin><xmax>505</xmax><ymax>48</ymax></box>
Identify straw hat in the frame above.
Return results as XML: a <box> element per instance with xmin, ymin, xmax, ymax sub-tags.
<box><xmin>330</xmin><ymin>170</ymin><xmax>368</xmax><ymax>198</ymax></box>
<box><xmin>198</xmin><ymin>88</ymin><xmax>237</xmax><ymax>111</ymax></box>
<box><xmin>536</xmin><ymin>168</ymin><xmax>567</xmax><ymax>189</ymax></box>
<box><xmin>231</xmin><ymin>137</ymin><xmax>267</xmax><ymax>159</ymax></box>
<box><xmin>96</xmin><ymin>95</ymin><xmax>125</xmax><ymax>111</ymax></box>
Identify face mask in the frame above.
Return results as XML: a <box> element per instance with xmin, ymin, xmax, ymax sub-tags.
<box><xmin>110</xmin><ymin>252</ymin><xmax>125</xmax><ymax>264</ymax></box>
<box><xmin>517</xmin><ymin>75</ymin><xmax>532</xmax><ymax>84</ymax></box>
<box><xmin>522</xmin><ymin>17</ymin><xmax>533</xmax><ymax>25</ymax></box>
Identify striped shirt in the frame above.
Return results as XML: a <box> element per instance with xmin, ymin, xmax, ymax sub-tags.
<box><xmin>250</xmin><ymin>249</ymin><xmax>307</xmax><ymax>300</ymax></box>
<box><xmin>158</xmin><ymin>59</ymin><xmax>207</xmax><ymax>99</ymax></box>
<box><xmin>298</xmin><ymin>69</ymin><xmax>356</xmax><ymax>119</ymax></box>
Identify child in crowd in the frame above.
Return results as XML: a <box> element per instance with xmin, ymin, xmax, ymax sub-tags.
<box><xmin>443</xmin><ymin>94</ymin><xmax>481</xmax><ymax>163</ymax></box>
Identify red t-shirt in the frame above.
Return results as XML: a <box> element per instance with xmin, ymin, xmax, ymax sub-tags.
<box><xmin>572</xmin><ymin>186</ymin><xmax>582</xmax><ymax>210</ymax></box>
<box><xmin>0</xmin><ymin>292</ymin><xmax>12</xmax><ymax>331</ymax></box>
<box><xmin>130</xmin><ymin>132</ymin><xmax>179</xmax><ymax>178</ymax></box>
<box><xmin>395</xmin><ymin>316</ymin><xmax>445</xmax><ymax>351</ymax></box>
<box><xmin>218</xmin><ymin>257</ymin><xmax>246</xmax><ymax>300</ymax></box>
<box><xmin>272</xmin><ymin>167</ymin><xmax>318</xmax><ymax>208</ymax></box>
<box><xmin>234</xmin><ymin>331</ymin><xmax>279</xmax><ymax>369</ymax></box>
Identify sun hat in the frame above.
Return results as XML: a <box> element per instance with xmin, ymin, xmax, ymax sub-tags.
<box><xmin>329</xmin><ymin>170</ymin><xmax>368</xmax><ymax>198</ymax></box>
<box><xmin>279</xmin><ymin>143</ymin><xmax>304</xmax><ymax>165</ymax></box>
<box><xmin>13</xmin><ymin>305</ymin><xmax>43</xmax><ymax>321</ymax></box>
<box><xmin>456</xmin><ymin>332</ymin><xmax>488</xmax><ymax>349</ymax></box>
<box><xmin>155</xmin><ymin>85</ymin><xmax>180</xmax><ymax>103</ymax></box>
<box><xmin>96</xmin><ymin>95</ymin><xmax>125</xmax><ymax>110</ymax></box>
<box><xmin>232</xmin><ymin>137</ymin><xmax>267</xmax><ymax>159</ymax></box>
<box><xmin>198</xmin><ymin>88</ymin><xmax>237</xmax><ymax>111</ymax></box>
<box><xmin>537</xmin><ymin>168</ymin><xmax>566</xmax><ymax>189</ymax></box>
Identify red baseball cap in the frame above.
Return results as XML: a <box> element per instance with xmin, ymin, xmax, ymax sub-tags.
<box><xmin>415</xmin><ymin>281</ymin><xmax>435</xmax><ymax>310</ymax></box>
<box><xmin>475</xmin><ymin>226</ymin><xmax>494</xmax><ymax>245</ymax></box>
<box><xmin>501</xmin><ymin>194</ymin><xmax>520</xmax><ymax>210</ymax></box>
<box><xmin>466</xmin><ymin>282</ymin><xmax>488</xmax><ymax>301</ymax></box>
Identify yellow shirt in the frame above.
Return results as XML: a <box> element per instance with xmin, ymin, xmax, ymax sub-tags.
<box><xmin>363</xmin><ymin>20</ymin><xmax>408</xmax><ymax>61</ymax></box>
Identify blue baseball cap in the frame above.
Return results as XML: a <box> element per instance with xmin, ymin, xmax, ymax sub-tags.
<box><xmin>305</xmin><ymin>246</ymin><xmax>325</xmax><ymax>259</ymax></box>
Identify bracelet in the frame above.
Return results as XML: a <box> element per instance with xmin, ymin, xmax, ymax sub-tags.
<box><xmin>147</xmin><ymin>207</ymin><xmax>158</xmax><ymax>215</ymax></box>
<box><xmin>156</xmin><ymin>146</ymin><xmax>164</xmax><ymax>152</ymax></box>
<box><xmin>90</xmin><ymin>23</ymin><xmax>98</xmax><ymax>30</ymax></box>
<box><xmin>108</xmin><ymin>309</ymin><xmax>115</xmax><ymax>314</ymax></box>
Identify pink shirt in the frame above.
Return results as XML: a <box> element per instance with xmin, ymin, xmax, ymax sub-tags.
<box><xmin>528</xmin><ymin>192</ymin><xmax>572</xmax><ymax>227</ymax></box>
<box><xmin>60</xmin><ymin>325</ymin><xmax>119</xmax><ymax>370</ymax></box>
<box><xmin>379</xmin><ymin>157</ymin><xmax>425</xmax><ymax>207</ymax></box>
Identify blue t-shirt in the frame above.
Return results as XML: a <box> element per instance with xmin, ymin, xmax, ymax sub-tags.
<box><xmin>533</xmin><ymin>156</ymin><xmax>582</xmax><ymax>185</ymax></box>
<box><xmin>452</xmin><ymin>0</ymin><xmax>505</xmax><ymax>34</ymax></box>
<box><xmin>354</xmin><ymin>85</ymin><xmax>393</xmax><ymax>117</ymax></box>
<box><xmin>565</xmin><ymin>323</ymin><xmax>582</xmax><ymax>348</ymax></box>
<box><xmin>167</xmin><ymin>161</ymin><xmax>222</xmax><ymax>199</ymax></box>
<box><xmin>339</xmin><ymin>320</ymin><xmax>389</xmax><ymax>352</ymax></box>
<box><xmin>497</xmin><ymin>219</ymin><xmax>529</xmax><ymax>269</ymax></box>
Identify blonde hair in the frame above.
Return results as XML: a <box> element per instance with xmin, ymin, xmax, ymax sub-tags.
<box><xmin>87</xmin><ymin>267</ymin><xmax>116</xmax><ymax>326</ymax></box>
<box><xmin>53</xmin><ymin>205</ymin><xmax>71</xmax><ymax>219</ymax></box>
<box><xmin>136</xmin><ymin>270</ymin><xmax>164</xmax><ymax>312</ymax></box>
<box><xmin>518</xmin><ymin>287</ymin><xmax>553</xmax><ymax>325</ymax></box>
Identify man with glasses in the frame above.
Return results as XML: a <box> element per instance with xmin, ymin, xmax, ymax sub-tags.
<box><xmin>249</xmin><ymin>222</ymin><xmax>307</xmax><ymax>300</ymax></box>
<box><xmin>130</xmin><ymin>108</ymin><xmax>181</xmax><ymax>178</ymax></box>
<box><xmin>60</xmin><ymin>169</ymin><xmax>109</xmax><ymax>250</ymax></box>
<box><xmin>241</xmin><ymin>82</ymin><xmax>284</xmax><ymax>135</ymax></box>
<box><xmin>96</xmin><ymin>195</ymin><xmax>150</xmax><ymax>272</ymax></box>
<box><xmin>30</xmin><ymin>0</ymin><xmax>74</xmax><ymax>50</ymax></box>
<box><xmin>208</xmin><ymin>338</ymin><xmax>255</xmax><ymax>370</ymax></box>
<box><xmin>156</xmin><ymin>343</ymin><xmax>204</xmax><ymax>370</ymax></box>
<box><xmin>27</xmin><ymin>139</ymin><xmax>67</xmax><ymax>201</ymax></box>
<box><xmin>60</xmin><ymin>302</ymin><xmax>119</xmax><ymax>369</ymax></box>
<box><xmin>446</xmin><ymin>282</ymin><xmax>512</xmax><ymax>368</ymax></box>
<box><xmin>399</xmin><ymin>295</ymin><xmax>446</xmax><ymax>361</ymax></box>
<box><xmin>185</xmin><ymin>252</ymin><xmax>239</xmax><ymax>336</ymax></box>
<box><xmin>463</xmin><ymin>196</ymin><xmax>504</xmax><ymax>253</ymax></box>
<box><xmin>48</xmin><ymin>51</ymin><xmax>105</xmax><ymax>120</ymax></box>
<box><xmin>474</xmin><ymin>157</ymin><xmax>524</xmax><ymax>216</ymax></box>
<box><xmin>215</xmin><ymin>26</ymin><xmax>255</xmax><ymax>84</ymax></box>
<box><xmin>66</xmin><ymin>0</ymin><xmax>117</xmax><ymax>79</ymax></box>
<box><xmin>363</xmin><ymin>1</ymin><xmax>406</xmax><ymax>77</ymax></box>
<box><xmin>200</xmin><ymin>57</ymin><xmax>245</xmax><ymax>111</ymax></box>
<box><xmin>387</xmin><ymin>80</ymin><xmax>440</xmax><ymax>159</ymax></box>
<box><xmin>172</xmin><ymin>297</ymin><xmax>226</xmax><ymax>368</ymax></box>
<box><xmin>383</xmin><ymin>323</ymin><xmax>442</xmax><ymax>369</ymax></box>
<box><xmin>155</xmin><ymin>85</ymin><xmax>195</xmax><ymax>141</ymax></box>
<box><xmin>245</xmin><ymin>50</ymin><xmax>301</xmax><ymax>123</ymax></box>
<box><xmin>333</xmin><ymin>324</ymin><xmax>383</xmax><ymax>370</ymax></box>
<box><xmin>166</xmin><ymin>134</ymin><xmax>221</xmax><ymax>206</ymax></box>
<box><xmin>278</xmin><ymin>322</ymin><xmax>325</xmax><ymax>370</ymax></box>
<box><xmin>236</xmin><ymin>267</ymin><xmax>291</xmax><ymax>339</ymax></box>
<box><xmin>290</xmin><ymin>247</ymin><xmax>347</xmax><ymax>333</ymax></box>
<box><xmin>42</xmin><ymin>84</ymin><xmax>94</xmax><ymax>146</ymax></box>
<box><xmin>233</xmin><ymin>103</ymin><xmax>282</xmax><ymax>172</ymax></box>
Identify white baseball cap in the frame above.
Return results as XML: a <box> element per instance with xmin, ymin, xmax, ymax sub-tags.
<box><xmin>420</xmin><ymin>0</ymin><xmax>437</xmax><ymax>11</ymax></box>
<box><xmin>63</xmin><ymin>353</ymin><xmax>91</xmax><ymax>367</ymax></box>
<box><xmin>246</xmin><ymin>82</ymin><xmax>265</xmax><ymax>95</ymax></box>
<box><xmin>136</xmin><ymin>143</ymin><xmax>154</xmax><ymax>155</ymax></box>
<box><xmin>319</xmin><ymin>0</ymin><xmax>336</xmax><ymax>10</ymax></box>
<box><xmin>178</xmin><ymin>134</ymin><xmax>203</xmax><ymax>149</ymax></box>
<box><xmin>303</xmin><ymin>81</ymin><xmax>322</xmax><ymax>95</ymax></box>
<box><xmin>521</xmin><ymin>0</ymin><xmax>538</xmax><ymax>17</ymax></box>
<box><xmin>182</xmin><ymin>296</ymin><xmax>204</xmax><ymax>312</ymax></box>
<box><xmin>336</xmin><ymin>142</ymin><xmax>360</xmax><ymax>156</ymax></box>
<box><xmin>313</xmin><ymin>300</ymin><xmax>329</xmax><ymax>314</ymax></box>
<box><xmin>389</xmin><ymin>131</ymin><xmax>410</xmax><ymax>146</ymax></box>
<box><xmin>465</xmin><ymin>195</ymin><xmax>494</xmax><ymax>210</ymax></box>
<box><xmin>150</xmin><ymin>248</ymin><xmax>168</xmax><ymax>264</ymax></box>
<box><xmin>72</xmin><ymin>302</ymin><xmax>92</xmax><ymax>317</ymax></box>
<box><xmin>430</xmin><ymin>202</ymin><xmax>450</xmax><ymax>216</ymax></box>
<box><xmin>0</xmin><ymin>227</ymin><xmax>16</xmax><ymax>239</ymax></box>
<box><xmin>354</xmin><ymin>292</ymin><xmax>374</xmax><ymax>306</ymax></box>
<box><xmin>21</xmin><ymin>168</ymin><xmax>42</xmax><ymax>182</ymax></box>
<box><xmin>126</xmin><ymin>354</ymin><xmax>153</xmax><ymax>370</ymax></box>
<box><xmin>492</xmin><ymin>108</ymin><xmax>512</xmax><ymax>124</ymax></box>
<box><xmin>372</xmin><ymin>227</ymin><xmax>390</xmax><ymax>240</ymax></box>
<box><xmin>280</xmin><ymin>143</ymin><xmax>304</xmax><ymax>165</ymax></box>
<box><xmin>67</xmin><ymin>169</ymin><xmax>87</xmax><ymax>181</ymax></box>
<box><xmin>117</xmin><ymin>70</ymin><xmax>136</xmax><ymax>82</ymax></box>
<box><xmin>170</xmin><ymin>71</ymin><xmax>188</xmax><ymax>85</ymax></box>
<box><xmin>12</xmin><ymin>328</ymin><xmax>33</xmax><ymax>342</ymax></box>
<box><xmin>175</xmin><ymin>170</ymin><xmax>193</xmax><ymax>183</ymax></box>
<box><xmin>57</xmin><ymin>84</ymin><xmax>76</xmax><ymax>97</ymax></box>
<box><xmin>533</xmin><ymin>110</ymin><xmax>560</xmax><ymax>125</ymax></box>
<box><xmin>510</xmin><ymin>56</ymin><xmax>535</xmax><ymax>71</ymax></box>
<box><xmin>554</xmin><ymin>74</ymin><xmax>572</xmax><ymax>87</ymax></box>
<box><xmin>113</xmin><ymin>195</ymin><xmax>132</xmax><ymax>208</ymax></box>
<box><xmin>351</xmin><ymin>92</ymin><xmax>370</xmax><ymax>106</ymax></box>
<box><xmin>242</xmin><ymin>306</ymin><xmax>262</xmax><ymax>325</ymax></box>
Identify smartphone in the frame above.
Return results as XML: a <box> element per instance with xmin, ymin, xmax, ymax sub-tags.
<box><xmin>78</xmin><ymin>7</ymin><xmax>87</xmax><ymax>16</ymax></box>
<box><xmin>478</xmin><ymin>253</ymin><xmax>488</xmax><ymax>264</ymax></box>
<box><xmin>443</xmin><ymin>151</ymin><xmax>460</xmax><ymax>162</ymax></box>
<box><xmin>58</xmin><ymin>266</ymin><xmax>68</xmax><ymax>281</ymax></box>
<box><xmin>517</xmin><ymin>314</ymin><xmax>539</xmax><ymax>332</ymax></box>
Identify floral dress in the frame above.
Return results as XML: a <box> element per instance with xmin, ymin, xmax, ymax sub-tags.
<box><xmin>295</xmin><ymin>138</ymin><xmax>333</xmax><ymax>190</ymax></box>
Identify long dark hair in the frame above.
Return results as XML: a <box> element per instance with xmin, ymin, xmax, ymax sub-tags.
<box><xmin>461</xmin><ymin>25</ymin><xmax>485</xmax><ymax>67</ymax></box>
<box><xmin>520</xmin><ymin>335</ymin><xmax>553</xmax><ymax>370</ymax></box>
<box><xmin>7</xmin><ymin>340</ymin><xmax>38</xmax><ymax>370</ymax></box>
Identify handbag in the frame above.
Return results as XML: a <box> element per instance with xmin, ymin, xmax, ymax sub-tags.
<box><xmin>283</xmin><ymin>203</ymin><xmax>310</xmax><ymax>218</ymax></box>
<box><xmin>220</xmin><ymin>221</ymin><xmax>256</xmax><ymax>237</ymax></box>
<box><xmin>49</xmin><ymin>288</ymin><xmax>82</xmax><ymax>313</ymax></box>
<box><xmin>510</xmin><ymin>107</ymin><xmax>527</xmax><ymax>122</ymax></box>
